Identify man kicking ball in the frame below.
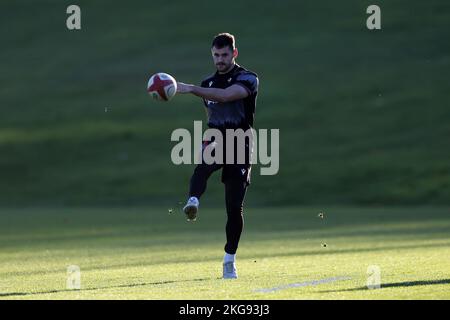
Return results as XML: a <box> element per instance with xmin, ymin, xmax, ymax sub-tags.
<box><xmin>176</xmin><ymin>33</ymin><xmax>259</xmax><ymax>279</ymax></box>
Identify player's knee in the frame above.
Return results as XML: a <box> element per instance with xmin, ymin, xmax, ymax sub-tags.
<box><xmin>192</xmin><ymin>167</ymin><xmax>207</xmax><ymax>180</ymax></box>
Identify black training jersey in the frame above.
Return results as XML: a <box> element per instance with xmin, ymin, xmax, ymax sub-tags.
<box><xmin>200</xmin><ymin>64</ymin><xmax>259</xmax><ymax>130</ymax></box>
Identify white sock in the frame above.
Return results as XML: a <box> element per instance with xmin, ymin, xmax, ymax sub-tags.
<box><xmin>224</xmin><ymin>253</ymin><xmax>235</xmax><ymax>263</ymax></box>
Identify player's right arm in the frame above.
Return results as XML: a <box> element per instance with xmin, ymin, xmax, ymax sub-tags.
<box><xmin>177</xmin><ymin>82</ymin><xmax>249</xmax><ymax>103</ymax></box>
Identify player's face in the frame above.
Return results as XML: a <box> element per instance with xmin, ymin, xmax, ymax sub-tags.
<box><xmin>212</xmin><ymin>46</ymin><xmax>236</xmax><ymax>73</ymax></box>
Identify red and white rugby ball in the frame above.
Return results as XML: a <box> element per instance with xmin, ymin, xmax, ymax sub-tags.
<box><xmin>147</xmin><ymin>72</ymin><xmax>177</xmax><ymax>101</ymax></box>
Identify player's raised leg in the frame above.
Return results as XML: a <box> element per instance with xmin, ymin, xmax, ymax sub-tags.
<box><xmin>183</xmin><ymin>161</ymin><xmax>222</xmax><ymax>221</ymax></box>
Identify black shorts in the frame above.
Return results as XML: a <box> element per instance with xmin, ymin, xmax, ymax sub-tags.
<box><xmin>222</xmin><ymin>163</ymin><xmax>252</xmax><ymax>185</ymax></box>
<box><xmin>201</xmin><ymin>137</ymin><xmax>253</xmax><ymax>186</ymax></box>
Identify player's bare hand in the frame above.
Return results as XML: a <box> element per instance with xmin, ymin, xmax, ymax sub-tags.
<box><xmin>177</xmin><ymin>82</ymin><xmax>193</xmax><ymax>94</ymax></box>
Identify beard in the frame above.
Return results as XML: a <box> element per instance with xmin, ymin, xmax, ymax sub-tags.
<box><xmin>216</xmin><ymin>62</ymin><xmax>232</xmax><ymax>73</ymax></box>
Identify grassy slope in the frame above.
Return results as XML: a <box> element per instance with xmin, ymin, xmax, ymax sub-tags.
<box><xmin>0</xmin><ymin>206</ymin><xmax>449</xmax><ymax>299</ymax></box>
<box><xmin>0</xmin><ymin>0</ymin><xmax>449</xmax><ymax>206</ymax></box>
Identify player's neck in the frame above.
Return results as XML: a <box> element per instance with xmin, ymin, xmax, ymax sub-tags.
<box><xmin>218</xmin><ymin>63</ymin><xmax>236</xmax><ymax>75</ymax></box>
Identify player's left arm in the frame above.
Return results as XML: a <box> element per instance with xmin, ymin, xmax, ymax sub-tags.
<box><xmin>177</xmin><ymin>83</ymin><xmax>248</xmax><ymax>103</ymax></box>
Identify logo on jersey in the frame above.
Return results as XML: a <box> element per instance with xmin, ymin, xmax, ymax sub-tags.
<box><xmin>206</xmin><ymin>99</ymin><xmax>218</xmax><ymax>105</ymax></box>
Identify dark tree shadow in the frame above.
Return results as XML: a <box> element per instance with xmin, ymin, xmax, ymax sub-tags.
<box><xmin>319</xmin><ymin>278</ymin><xmax>450</xmax><ymax>293</ymax></box>
<box><xmin>6</xmin><ymin>241</ymin><xmax>450</xmax><ymax>279</ymax></box>
<box><xmin>0</xmin><ymin>277</ymin><xmax>212</xmax><ymax>298</ymax></box>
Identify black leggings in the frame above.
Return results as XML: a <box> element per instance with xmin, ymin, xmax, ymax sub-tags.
<box><xmin>189</xmin><ymin>162</ymin><xmax>248</xmax><ymax>255</ymax></box>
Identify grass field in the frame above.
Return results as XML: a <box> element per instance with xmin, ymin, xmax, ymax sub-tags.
<box><xmin>1</xmin><ymin>0</ymin><xmax>449</xmax><ymax>301</ymax></box>
<box><xmin>1</xmin><ymin>206</ymin><xmax>449</xmax><ymax>299</ymax></box>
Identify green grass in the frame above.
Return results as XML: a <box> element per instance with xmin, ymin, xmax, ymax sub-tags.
<box><xmin>1</xmin><ymin>206</ymin><xmax>449</xmax><ymax>299</ymax></box>
<box><xmin>0</xmin><ymin>0</ymin><xmax>449</xmax><ymax>206</ymax></box>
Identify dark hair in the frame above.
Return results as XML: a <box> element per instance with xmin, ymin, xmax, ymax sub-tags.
<box><xmin>212</xmin><ymin>33</ymin><xmax>235</xmax><ymax>51</ymax></box>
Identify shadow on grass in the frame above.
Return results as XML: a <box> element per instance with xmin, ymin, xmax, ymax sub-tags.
<box><xmin>3</xmin><ymin>224</ymin><xmax>450</xmax><ymax>247</ymax></box>
<box><xmin>319</xmin><ymin>279</ymin><xmax>450</xmax><ymax>293</ymax></box>
<box><xmin>0</xmin><ymin>277</ymin><xmax>212</xmax><ymax>298</ymax></box>
<box><xmin>2</xmin><ymin>241</ymin><xmax>450</xmax><ymax>279</ymax></box>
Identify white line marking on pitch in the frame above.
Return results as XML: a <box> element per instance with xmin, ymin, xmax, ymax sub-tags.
<box><xmin>254</xmin><ymin>276</ymin><xmax>352</xmax><ymax>293</ymax></box>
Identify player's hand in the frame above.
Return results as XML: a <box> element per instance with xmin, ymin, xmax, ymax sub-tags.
<box><xmin>177</xmin><ymin>82</ymin><xmax>193</xmax><ymax>94</ymax></box>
